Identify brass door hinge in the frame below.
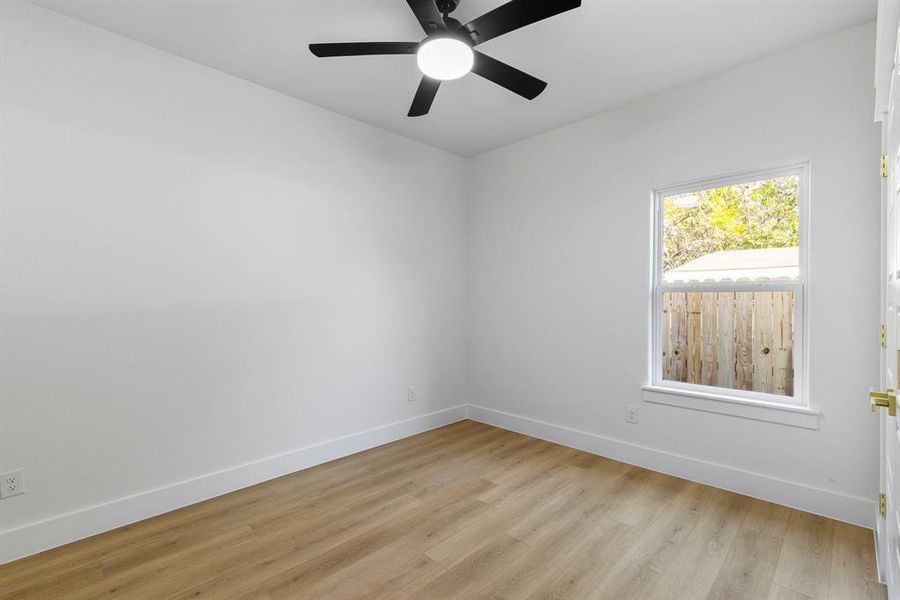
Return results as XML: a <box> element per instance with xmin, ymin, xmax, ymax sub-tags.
<box><xmin>881</xmin><ymin>493</ymin><xmax>887</xmax><ymax>517</ymax></box>
<box><xmin>882</xmin><ymin>154</ymin><xmax>889</xmax><ymax>178</ymax></box>
<box><xmin>881</xmin><ymin>324</ymin><xmax>887</xmax><ymax>348</ymax></box>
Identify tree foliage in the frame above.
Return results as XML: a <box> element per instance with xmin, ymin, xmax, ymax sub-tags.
<box><xmin>663</xmin><ymin>175</ymin><xmax>799</xmax><ymax>272</ymax></box>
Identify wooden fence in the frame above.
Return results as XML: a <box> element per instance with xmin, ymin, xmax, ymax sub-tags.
<box><xmin>661</xmin><ymin>291</ymin><xmax>794</xmax><ymax>396</ymax></box>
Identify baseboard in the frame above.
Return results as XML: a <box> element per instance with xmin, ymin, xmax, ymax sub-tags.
<box><xmin>0</xmin><ymin>405</ymin><xmax>467</xmax><ymax>564</ymax></box>
<box><xmin>467</xmin><ymin>404</ymin><xmax>875</xmax><ymax>528</ymax></box>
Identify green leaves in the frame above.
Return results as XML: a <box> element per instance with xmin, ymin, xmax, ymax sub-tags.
<box><xmin>662</xmin><ymin>175</ymin><xmax>800</xmax><ymax>272</ymax></box>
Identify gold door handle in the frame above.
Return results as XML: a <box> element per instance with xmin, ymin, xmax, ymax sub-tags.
<box><xmin>870</xmin><ymin>388</ymin><xmax>897</xmax><ymax>416</ymax></box>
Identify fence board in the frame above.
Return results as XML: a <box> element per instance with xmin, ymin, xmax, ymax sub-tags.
<box><xmin>716</xmin><ymin>292</ymin><xmax>736</xmax><ymax>389</ymax></box>
<box><xmin>752</xmin><ymin>292</ymin><xmax>775</xmax><ymax>394</ymax></box>
<box><xmin>687</xmin><ymin>293</ymin><xmax>702</xmax><ymax>383</ymax></box>
<box><xmin>700</xmin><ymin>292</ymin><xmax>718</xmax><ymax>386</ymax></box>
<box><xmin>735</xmin><ymin>292</ymin><xmax>754</xmax><ymax>391</ymax></box>
<box><xmin>773</xmin><ymin>292</ymin><xmax>794</xmax><ymax>396</ymax></box>
<box><xmin>662</xmin><ymin>292</ymin><xmax>673</xmax><ymax>379</ymax></box>
<box><xmin>672</xmin><ymin>292</ymin><xmax>687</xmax><ymax>382</ymax></box>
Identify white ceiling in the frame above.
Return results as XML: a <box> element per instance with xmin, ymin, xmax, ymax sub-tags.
<box><xmin>32</xmin><ymin>0</ymin><xmax>876</xmax><ymax>156</ymax></box>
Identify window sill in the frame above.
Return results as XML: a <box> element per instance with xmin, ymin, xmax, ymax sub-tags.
<box><xmin>640</xmin><ymin>385</ymin><xmax>820</xmax><ymax>430</ymax></box>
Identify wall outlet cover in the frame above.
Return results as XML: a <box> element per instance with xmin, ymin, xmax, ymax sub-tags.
<box><xmin>625</xmin><ymin>406</ymin><xmax>639</xmax><ymax>425</ymax></box>
<box><xmin>1</xmin><ymin>470</ymin><xmax>24</xmax><ymax>498</ymax></box>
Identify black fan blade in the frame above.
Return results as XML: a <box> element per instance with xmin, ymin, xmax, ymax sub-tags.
<box><xmin>472</xmin><ymin>52</ymin><xmax>546</xmax><ymax>100</ymax></box>
<box><xmin>463</xmin><ymin>0</ymin><xmax>581</xmax><ymax>47</ymax></box>
<box><xmin>408</xmin><ymin>76</ymin><xmax>441</xmax><ymax>117</ymax></box>
<box><xmin>309</xmin><ymin>42</ymin><xmax>419</xmax><ymax>57</ymax></box>
<box><xmin>406</xmin><ymin>0</ymin><xmax>446</xmax><ymax>33</ymax></box>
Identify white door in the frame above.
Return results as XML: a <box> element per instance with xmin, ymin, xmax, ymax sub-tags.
<box><xmin>877</xmin><ymin>47</ymin><xmax>900</xmax><ymax>598</ymax></box>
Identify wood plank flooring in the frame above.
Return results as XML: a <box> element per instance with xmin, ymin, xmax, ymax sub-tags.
<box><xmin>0</xmin><ymin>420</ymin><xmax>885</xmax><ymax>599</ymax></box>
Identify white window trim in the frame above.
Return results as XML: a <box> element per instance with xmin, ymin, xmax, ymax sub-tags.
<box><xmin>648</xmin><ymin>162</ymin><xmax>812</xmax><ymax>423</ymax></box>
<box><xmin>640</xmin><ymin>385</ymin><xmax>819</xmax><ymax>429</ymax></box>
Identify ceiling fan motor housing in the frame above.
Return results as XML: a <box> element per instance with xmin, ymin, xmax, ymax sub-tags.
<box><xmin>436</xmin><ymin>17</ymin><xmax>471</xmax><ymax>43</ymax></box>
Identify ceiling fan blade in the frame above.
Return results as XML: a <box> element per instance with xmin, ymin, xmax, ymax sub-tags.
<box><xmin>408</xmin><ymin>76</ymin><xmax>441</xmax><ymax>117</ymax></box>
<box><xmin>309</xmin><ymin>42</ymin><xmax>419</xmax><ymax>57</ymax></box>
<box><xmin>472</xmin><ymin>52</ymin><xmax>546</xmax><ymax>100</ymax></box>
<box><xmin>406</xmin><ymin>0</ymin><xmax>446</xmax><ymax>33</ymax></box>
<box><xmin>462</xmin><ymin>0</ymin><xmax>581</xmax><ymax>47</ymax></box>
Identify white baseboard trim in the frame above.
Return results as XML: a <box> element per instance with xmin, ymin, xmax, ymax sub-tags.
<box><xmin>0</xmin><ymin>405</ymin><xmax>467</xmax><ymax>565</ymax></box>
<box><xmin>467</xmin><ymin>404</ymin><xmax>874</xmax><ymax>529</ymax></box>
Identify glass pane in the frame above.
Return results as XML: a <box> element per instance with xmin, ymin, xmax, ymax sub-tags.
<box><xmin>663</xmin><ymin>175</ymin><xmax>799</xmax><ymax>283</ymax></box>
<box><xmin>661</xmin><ymin>290</ymin><xmax>794</xmax><ymax>397</ymax></box>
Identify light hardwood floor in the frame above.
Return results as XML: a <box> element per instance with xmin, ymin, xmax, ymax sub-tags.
<box><xmin>0</xmin><ymin>420</ymin><xmax>886</xmax><ymax>599</ymax></box>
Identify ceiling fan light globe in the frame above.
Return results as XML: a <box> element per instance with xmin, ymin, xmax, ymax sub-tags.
<box><xmin>416</xmin><ymin>38</ymin><xmax>473</xmax><ymax>80</ymax></box>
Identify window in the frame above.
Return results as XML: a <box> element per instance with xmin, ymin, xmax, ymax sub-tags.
<box><xmin>650</xmin><ymin>165</ymin><xmax>807</xmax><ymax>407</ymax></box>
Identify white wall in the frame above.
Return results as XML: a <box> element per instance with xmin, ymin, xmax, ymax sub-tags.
<box><xmin>468</xmin><ymin>22</ymin><xmax>881</xmax><ymax>524</ymax></box>
<box><xmin>0</xmin><ymin>0</ymin><xmax>467</xmax><ymax>560</ymax></box>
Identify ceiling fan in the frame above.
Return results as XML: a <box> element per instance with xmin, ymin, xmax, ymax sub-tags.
<box><xmin>309</xmin><ymin>0</ymin><xmax>582</xmax><ymax>117</ymax></box>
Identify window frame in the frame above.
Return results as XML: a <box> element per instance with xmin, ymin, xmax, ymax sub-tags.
<box><xmin>649</xmin><ymin>162</ymin><xmax>810</xmax><ymax>409</ymax></box>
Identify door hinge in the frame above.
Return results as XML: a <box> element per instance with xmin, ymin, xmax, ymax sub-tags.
<box><xmin>882</xmin><ymin>154</ymin><xmax>889</xmax><ymax>178</ymax></box>
<box><xmin>881</xmin><ymin>493</ymin><xmax>887</xmax><ymax>517</ymax></box>
<box><xmin>881</xmin><ymin>324</ymin><xmax>887</xmax><ymax>348</ymax></box>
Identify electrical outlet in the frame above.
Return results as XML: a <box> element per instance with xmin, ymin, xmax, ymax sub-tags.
<box><xmin>407</xmin><ymin>387</ymin><xmax>417</xmax><ymax>402</ymax></box>
<box><xmin>625</xmin><ymin>406</ymin><xmax>639</xmax><ymax>425</ymax></box>
<box><xmin>0</xmin><ymin>470</ymin><xmax>24</xmax><ymax>498</ymax></box>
